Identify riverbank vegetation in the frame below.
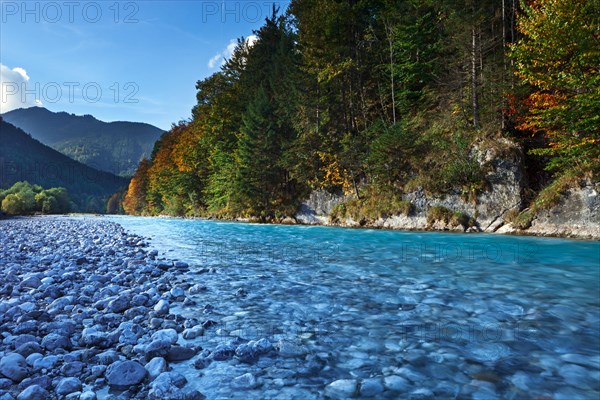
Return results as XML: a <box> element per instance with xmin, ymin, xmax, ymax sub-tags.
<box><xmin>123</xmin><ymin>0</ymin><xmax>599</xmax><ymax>221</ymax></box>
<box><xmin>0</xmin><ymin>181</ymin><xmax>71</xmax><ymax>215</ymax></box>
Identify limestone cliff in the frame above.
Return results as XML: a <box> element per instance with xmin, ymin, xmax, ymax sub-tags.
<box><xmin>295</xmin><ymin>139</ymin><xmax>599</xmax><ymax>239</ymax></box>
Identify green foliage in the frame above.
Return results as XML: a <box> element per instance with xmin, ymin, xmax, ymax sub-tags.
<box><xmin>122</xmin><ymin>0</ymin><xmax>595</xmax><ymax>223</ymax></box>
<box><xmin>508</xmin><ymin>170</ymin><xmax>580</xmax><ymax>229</ymax></box>
<box><xmin>427</xmin><ymin>206</ymin><xmax>475</xmax><ymax>228</ymax></box>
<box><xmin>512</xmin><ymin>210</ymin><xmax>534</xmax><ymax>230</ymax></box>
<box><xmin>368</xmin><ymin>122</ymin><xmax>420</xmax><ymax>188</ymax></box>
<box><xmin>1</xmin><ymin>120</ymin><xmax>127</xmax><ymax>213</ymax></box>
<box><xmin>330</xmin><ymin>189</ymin><xmax>414</xmax><ymax>224</ymax></box>
<box><xmin>426</xmin><ymin>206</ymin><xmax>453</xmax><ymax>225</ymax></box>
<box><xmin>532</xmin><ymin>172</ymin><xmax>579</xmax><ymax>212</ymax></box>
<box><xmin>511</xmin><ymin>0</ymin><xmax>600</xmax><ymax>176</ymax></box>
<box><xmin>0</xmin><ymin>181</ymin><xmax>71</xmax><ymax>215</ymax></box>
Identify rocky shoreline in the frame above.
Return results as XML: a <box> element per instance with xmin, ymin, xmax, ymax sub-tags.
<box><xmin>0</xmin><ymin>217</ymin><xmax>278</xmax><ymax>400</ymax></box>
<box><xmin>292</xmin><ymin>185</ymin><xmax>600</xmax><ymax>241</ymax></box>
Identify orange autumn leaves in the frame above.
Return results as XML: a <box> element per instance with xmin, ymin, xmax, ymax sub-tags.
<box><xmin>511</xmin><ymin>0</ymin><xmax>599</xmax><ymax>172</ymax></box>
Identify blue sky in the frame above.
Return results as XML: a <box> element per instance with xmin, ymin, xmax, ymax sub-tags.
<box><xmin>0</xmin><ymin>1</ymin><xmax>289</xmax><ymax>130</ymax></box>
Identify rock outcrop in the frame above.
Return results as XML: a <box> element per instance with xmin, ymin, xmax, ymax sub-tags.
<box><xmin>295</xmin><ymin>139</ymin><xmax>599</xmax><ymax>239</ymax></box>
<box><xmin>518</xmin><ymin>183</ymin><xmax>599</xmax><ymax>239</ymax></box>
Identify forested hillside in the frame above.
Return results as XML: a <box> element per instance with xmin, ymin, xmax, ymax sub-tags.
<box><xmin>3</xmin><ymin>107</ymin><xmax>163</xmax><ymax>177</ymax></box>
<box><xmin>0</xmin><ymin>118</ymin><xmax>128</xmax><ymax>212</ymax></box>
<box><xmin>124</xmin><ymin>0</ymin><xmax>599</xmax><ymax>220</ymax></box>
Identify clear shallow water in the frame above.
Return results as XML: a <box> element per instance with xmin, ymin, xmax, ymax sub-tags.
<box><xmin>107</xmin><ymin>216</ymin><xmax>600</xmax><ymax>399</ymax></box>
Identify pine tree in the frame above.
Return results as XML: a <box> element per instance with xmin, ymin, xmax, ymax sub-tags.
<box><xmin>235</xmin><ymin>86</ymin><xmax>281</xmax><ymax>217</ymax></box>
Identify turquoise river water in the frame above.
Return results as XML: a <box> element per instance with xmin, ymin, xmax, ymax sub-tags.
<box><xmin>108</xmin><ymin>216</ymin><xmax>600</xmax><ymax>400</ymax></box>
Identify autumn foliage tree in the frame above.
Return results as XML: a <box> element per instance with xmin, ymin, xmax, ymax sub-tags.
<box><xmin>121</xmin><ymin>0</ymin><xmax>597</xmax><ymax>219</ymax></box>
<box><xmin>122</xmin><ymin>158</ymin><xmax>151</xmax><ymax>215</ymax></box>
<box><xmin>511</xmin><ymin>0</ymin><xmax>600</xmax><ymax>175</ymax></box>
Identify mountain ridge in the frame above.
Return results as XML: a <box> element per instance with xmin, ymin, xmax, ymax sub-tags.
<box><xmin>0</xmin><ymin>117</ymin><xmax>128</xmax><ymax>212</ymax></box>
<box><xmin>2</xmin><ymin>107</ymin><xmax>163</xmax><ymax>177</ymax></box>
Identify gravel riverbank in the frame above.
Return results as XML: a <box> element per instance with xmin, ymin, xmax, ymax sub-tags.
<box><xmin>2</xmin><ymin>216</ymin><xmax>599</xmax><ymax>400</ymax></box>
<box><xmin>0</xmin><ymin>216</ymin><xmax>266</xmax><ymax>399</ymax></box>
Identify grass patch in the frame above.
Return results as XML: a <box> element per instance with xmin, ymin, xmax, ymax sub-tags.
<box><xmin>329</xmin><ymin>190</ymin><xmax>414</xmax><ymax>224</ymax></box>
<box><xmin>427</xmin><ymin>206</ymin><xmax>476</xmax><ymax>228</ymax></box>
<box><xmin>512</xmin><ymin>210</ymin><xmax>534</xmax><ymax>229</ymax></box>
<box><xmin>504</xmin><ymin>170</ymin><xmax>581</xmax><ymax>230</ymax></box>
<box><xmin>532</xmin><ymin>172</ymin><xmax>579</xmax><ymax>211</ymax></box>
<box><xmin>427</xmin><ymin>206</ymin><xmax>453</xmax><ymax>225</ymax></box>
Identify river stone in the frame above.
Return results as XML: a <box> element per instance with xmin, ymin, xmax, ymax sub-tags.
<box><xmin>235</xmin><ymin>344</ymin><xmax>256</xmax><ymax>363</ymax></box>
<box><xmin>154</xmin><ymin>300</ymin><xmax>169</xmax><ymax>316</ymax></box>
<box><xmin>95</xmin><ymin>350</ymin><xmax>120</xmax><ymax>365</ymax></box>
<box><xmin>210</xmin><ymin>343</ymin><xmax>236</xmax><ymax>361</ymax></box>
<box><xmin>25</xmin><ymin>354</ymin><xmax>42</xmax><ymax>367</ymax></box>
<box><xmin>107</xmin><ymin>295</ymin><xmax>130</xmax><ymax>313</ymax></box>
<box><xmin>132</xmin><ymin>294</ymin><xmax>149</xmax><ymax>306</ymax></box>
<box><xmin>119</xmin><ymin>328</ymin><xmax>139</xmax><ymax>345</ymax></box>
<box><xmin>12</xmin><ymin>335</ymin><xmax>37</xmax><ymax>349</ymax></box>
<box><xmin>467</xmin><ymin>343</ymin><xmax>511</xmax><ymax>363</ymax></box>
<box><xmin>21</xmin><ymin>276</ymin><xmax>42</xmax><ymax>289</ymax></box>
<box><xmin>166</xmin><ymin>346</ymin><xmax>197</xmax><ymax>362</ymax></box>
<box><xmin>360</xmin><ymin>378</ymin><xmax>384</xmax><ymax>397</ymax></box>
<box><xmin>18</xmin><ymin>302</ymin><xmax>36</xmax><ymax>313</ymax></box>
<box><xmin>17</xmin><ymin>384</ymin><xmax>48</xmax><ymax>400</ymax></box>
<box><xmin>252</xmin><ymin>338</ymin><xmax>272</xmax><ymax>354</ymax></box>
<box><xmin>0</xmin><ymin>353</ymin><xmax>29</xmax><ymax>382</ymax></box>
<box><xmin>14</xmin><ymin>342</ymin><xmax>42</xmax><ymax>358</ymax></box>
<box><xmin>145</xmin><ymin>357</ymin><xmax>167</xmax><ymax>381</ymax></box>
<box><xmin>148</xmin><ymin>371</ymin><xmax>192</xmax><ymax>399</ymax></box>
<box><xmin>276</xmin><ymin>340</ymin><xmax>305</xmax><ymax>357</ymax></box>
<box><xmin>231</xmin><ymin>373</ymin><xmax>258</xmax><ymax>390</ymax></box>
<box><xmin>80</xmin><ymin>327</ymin><xmax>113</xmax><ymax>349</ymax></box>
<box><xmin>41</xmin><ymin>333</ymin><xmax>71</xmax><ymax>351</ymax></box>
<box><xmin>79</xmin><ymin>391</ymin><xmax>97</xmax><ymax>400</ymax></box>
<box><xmin>61</xmin><ymin>361</ymin><xmax>84</xmax><ymax>377</ymax></box>
<box><xmin>384</xmin><ymin>375</ymin><xmax>410</xmax><ymax>392</ymax></box>
<box><xmin>144</xmin><ymin>340</ymin><xmax>172</xmax><ymax>361</ymax></box>
<box><xmin>182</xmin><ymin>326</ymin><xmax>204</xmax><ymax>340</ymax></box>
<box><xmin>33</xmin><ymin>355</ymin><xmax>59</xmax><ymax>371</ymax></box>
<box><xmin>151</xmin><ymin>329</ymin><xmax>178</xmax><ymax>345</ymax></box>
<box><xmin>174</xmin><ymin>261</ymin><xmax>189</xmax><ymax>269</ymax></box>
<box><xmin>106</xmin><ymin>360</ymin><xmax>147</xmax><ymax>389</ymax></box>
<box><xmin>325</xmin><ymin>379</ymin><xmax>358</xmax><ymax>399</ymax></box>
<box><xmin>409</xmin><ymin>388</ymin><xmax>434</xmax><ymax>399</ymax></box>
<box><xmin>55</xmin><ymin>377</ymin><xmax>82</xmax><ymax>396</ymax></box>
<box><xmin>90</xmin><ymin>365</ymin><xmax>106</xmax><ymax>378</ymax></box>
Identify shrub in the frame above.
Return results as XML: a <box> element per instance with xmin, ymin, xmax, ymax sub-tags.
<box><xmin>512</xmin><ymin>210</ymin><xmax>534</xmax><ymax>229</ymax></box>
<box><xmin>427</xmin><ymin>206</ymin><xmax>476</xmax><ymax>228</ymax></box>
<box><xmin>450</xmin><ymin>211</ymin><xmax>470</xmax><ymax>227</ymax></box>
<box><xmin>533</xmin><ymin>172</ymin><xmax>579</xmax><ymax>211</ymax></box>
<box><xmin>329</xmin><ymin>190</ymin><xmax>414</xmax><ymax>224</ymax></box>
<box><xmin>427</xmin><ymin>206</ymin><xmax>453</xmax><ymax>225</ymax></box>
<box><xmin>0</xmin><ymin>181</ymin><xmax>71</xmax><ymax>215</ymax></box>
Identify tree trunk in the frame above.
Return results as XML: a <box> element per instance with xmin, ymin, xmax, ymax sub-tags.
<box><xmin>471</xmin><ymin>1</ymin><xmax>481</xmax><ymax>129</ymax></box>
<box><xmin>384</xmin><ymin>19</ymin><xmax>396</xmax><ymax>125</ymax></box>
<box><xmin>501</xmin><ymin>0</ymin><xmax>507</xmax><ymax>130</ymax></box>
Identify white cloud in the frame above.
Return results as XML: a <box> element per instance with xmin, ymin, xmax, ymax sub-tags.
<box><xmin>207</xmin><ymin>35</ymin><xmax>258</xmax><ymax>69</ymax></box>
<box><xmin>0</xmin><ymin>64</ymin><xmax>42</xmax><ymax>113</ymax></box>
<box><xmin>208</xmin><ymin>53</ymin><xmax>223</xmax><ymax>69</ymax></box>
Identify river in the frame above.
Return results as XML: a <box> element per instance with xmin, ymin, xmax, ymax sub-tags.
<box><xmin>107</xmin><ymin>215</ymin><xmax>600</xmax><ymax>399</ymax></box>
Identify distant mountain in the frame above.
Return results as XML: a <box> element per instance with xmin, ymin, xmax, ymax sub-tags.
<box><xmin>0</xmin><ymin>117</ymin><xmax>128</xmax><ymax>212</ymax></box>
<box><xmin>2</xmin><ymin>107</ymin><xmax>164</xmax><ymax>177</ymax></box>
